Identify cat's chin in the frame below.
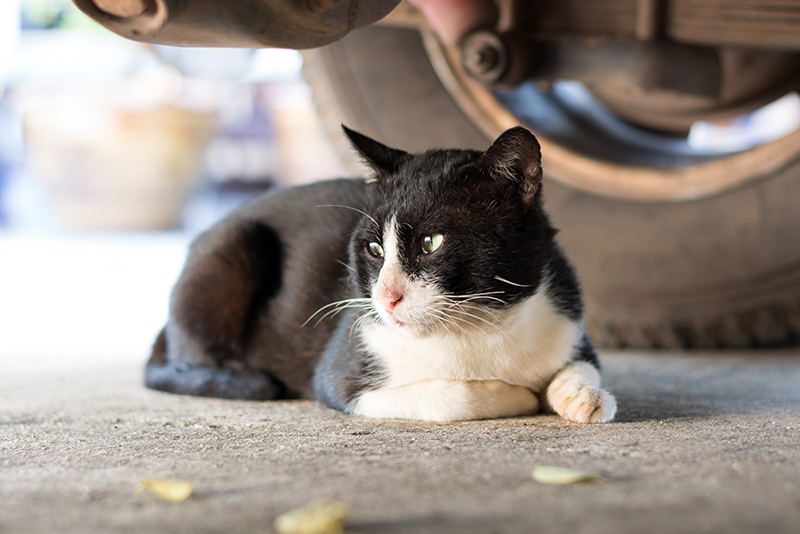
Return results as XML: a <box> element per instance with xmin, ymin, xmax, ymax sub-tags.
<box><xmin>381</xmin><ymin>316</ymin><xmax>437</xmax><ymax>338</ymax></box>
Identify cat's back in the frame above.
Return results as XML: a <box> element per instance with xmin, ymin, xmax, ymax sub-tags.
<box><xmin>148</xmin><ymin>178</ymin><xmax>371</xmax><ymax>400</ymax></box>
<box><xmin>234</xmin><ymin>178</ymin><xmax>369</xmax><ymax>233</ymax></box>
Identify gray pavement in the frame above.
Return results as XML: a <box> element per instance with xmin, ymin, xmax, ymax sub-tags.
<box><xmin>2</xmin><ymin>351</ymin><xmax>800</xmax><ymax>534</ymax></box>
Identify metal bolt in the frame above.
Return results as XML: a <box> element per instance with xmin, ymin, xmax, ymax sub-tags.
<box><xmin>465</xmin><ymin>44</ymin><xmax>499</xmax><ymax>74</ymax></box>
<box><xmin>460</xmin><ymin>31</ymin><xmax>509</xmax><ymax>84</ymax></box>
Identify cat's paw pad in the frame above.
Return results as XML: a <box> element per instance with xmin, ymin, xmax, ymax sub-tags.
<box><xmin>548</xmin><ymin>379</ymin><xmax>616</xmax><ymax>423</ymax></box>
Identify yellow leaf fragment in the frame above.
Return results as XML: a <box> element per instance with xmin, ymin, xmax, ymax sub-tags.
<box><xmin>137</xmin><ymin>479</ymin><xmax>195</xmax><ymax>502</ymax></box>
<box><xmin>274</xmin><ymin>500</ymin><xmax>351</xmax><ymax>534</ymax></box>
<box><xmin>532</xmin><ymin>464</ymin><xmax>607</xmax><ymax>485</ymax></box>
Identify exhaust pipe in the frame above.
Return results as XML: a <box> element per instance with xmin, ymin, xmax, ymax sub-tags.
<box><xmin>72</xmin><ymin>0</ymin><xmax>401</xmax><ymax>49</ymax></box>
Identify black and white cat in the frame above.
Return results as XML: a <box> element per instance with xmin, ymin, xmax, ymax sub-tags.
<box><xmin>146</xmin><ymin>126</ymin><xmax>617</xmax><ymax>423</ymax></box>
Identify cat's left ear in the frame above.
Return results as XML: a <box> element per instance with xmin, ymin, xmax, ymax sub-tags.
<box><xmin>476</xmin><ymin>126</ymin><xmax>543</xmax><ymax>205</ymax></box>
<box><xmin>342</xmin><ymin>125</ymin><xmax>409</xmax><ymax>182</ymax></box>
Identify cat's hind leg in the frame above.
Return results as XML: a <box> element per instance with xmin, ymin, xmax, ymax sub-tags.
<box><xmin>144</xmin><ymin>220</ymin><xmax>286</xmax><ymax>400</ymax></box>
<box><xmin>543</xmin><ymin>361</ymin><xmax>617</xmax><ymax>423</ymax></box>
<box><xmin>349</xmin><ymin>379</ymin><xmax>540</xmax><ymax>422</ymax></box>
<box><xmin>145</xmin><ymin>328</ymin><xmax>284</xmax><ymax>400</ymax></box>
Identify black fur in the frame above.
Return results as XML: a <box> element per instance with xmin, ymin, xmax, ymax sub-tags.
<box><xmin>312</xmin><ymin>126</ymin><xmax>590</xmax><ymax>410</ymax></box>
<box><xmin>348</xmin><ymin>145</ymin><xmax>554</xmax><ymax>309</ymax></box>
<box><xmin>146</xmin><ymin>127</ymin><xmax>596</xmax><ymax>416</ymax></box>
<box><xmin>313</xmin><ymin>309</ymin><xmax>386</xmax><ymax>412</ymax></box>
<box><xmin>573</xmin><ymin>331</ymin><xmax>600</xmax><ymax>368</ymax></box>
<box><xmin>544</xmin><ymin>246</ymin><xmax>586</xmax><ymax>323</ymax></box>
<box><xmin>145</xmin><ymin>179</ymin><xmax>368</xmax><ymax>399</ymax></box>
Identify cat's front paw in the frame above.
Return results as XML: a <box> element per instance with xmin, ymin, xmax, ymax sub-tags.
<box><xmin>351</xmin><ymin>379</ymin><xmax>540</xmax><ymax>422</ymax></box>
<box><xmin>546</xmin><ymin>378</ymin><xmax>617</xmax><ymax>423</ymax></box>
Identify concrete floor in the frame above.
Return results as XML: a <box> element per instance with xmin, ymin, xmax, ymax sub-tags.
<box><xmin>2</xmin><ymin>351</ymin><xmax>800</xmax><ymax>534</ymax></box>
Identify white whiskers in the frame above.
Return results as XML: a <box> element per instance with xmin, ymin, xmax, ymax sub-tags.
<box><xmin>305</xmin><ymin>296</ymin><xmax>381</xmax><ymax>340</ymax></box>
<box><xmin>426</xmin><ymin>291</ymin><xmax>512</xmax><ymax>340</ymax></box>
<box><xmin>336</xmin><ymin>259</ymin><xmax>356</xmax><ymax>274</ymax></box>
<box><xmin>350</xmin><ymin>308</ymin><xmax>381</xmax><ymax>337</ymax></box>
<box><xmin>303</xmin><ymin>297</ymin><xmax>373</xmax><ymax>327</ymax></box>
<box><xmin>494</xmin><ymin>275</ymin><xmax>532</xmax><ymax>288</ymax></box>
<box><xmin>305</xmin><ymin>289</ymin><xmax>514</xmax><ymax>342</ymax></box>
<box><xmin>315</xmin><ymin>204</ymin><xmax>379</xmax><ymax>230</ymax></box>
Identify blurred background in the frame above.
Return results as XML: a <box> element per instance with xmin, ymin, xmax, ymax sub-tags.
<box><xmin>0</xmin><ymin>0</ymin><xmax>348</xmax><ymax>369</ymax></box>
<box><xmin>4</xmin><ymin>0</ymin><xmax>800</xmax><ymax>368</ymax></box>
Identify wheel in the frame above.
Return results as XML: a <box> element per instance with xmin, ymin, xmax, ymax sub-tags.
<box><xmin>303</xmin><ymin>26</ymin><xmax>800</xmax><ymax>349</ymax></box>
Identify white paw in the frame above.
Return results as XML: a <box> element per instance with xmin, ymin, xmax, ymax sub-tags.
<box><xmin>479</xmin><ymin>380</ymin><xmax>540</xmax><ymax>418</ymax></box>
<box><xmin>352</xmin><ymin>379</ymin><xmax>539</xmax><ymax>422</ymax></box>
<box><xmin>547</xmin><ymin>379</ymin><xmax>617</xmax><ymax>423</ymax></box>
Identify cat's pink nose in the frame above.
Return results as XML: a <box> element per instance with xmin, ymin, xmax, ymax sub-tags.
<box><xmin>377</xmin><ymin>293</ymin><xmax>403</xmax><ymax>313</ymax></box>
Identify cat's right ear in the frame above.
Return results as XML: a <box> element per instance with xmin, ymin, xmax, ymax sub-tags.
<box><xmin>476</xmin><ymin>126</ymin><xmax>543</xmax><ymax>206</ymax></box>
<box><xmin>342</xmin><ymin>125</ymin><xmax>408</xmax><ymax>182</ymax></box>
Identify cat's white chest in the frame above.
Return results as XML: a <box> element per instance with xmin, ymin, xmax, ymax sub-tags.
<box><xmin>359</xmin><ymin>289</ymin><xmax>582</xmax><ymax>393</ymax></box>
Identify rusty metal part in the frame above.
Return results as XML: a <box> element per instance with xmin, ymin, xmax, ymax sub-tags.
<box><xmin>377</xmin><ymin>1</ymin><xmax>427</xmax><ymax>28</ymax></box>
<box><xmin>405</xmin><ymin>0</ymin><xmax>497</xmax><ymax>44</ymax></box>
<box><xmin>592</xmin><ymin>49</ymin><xmax>800</xmax><ymax>133</ymax></box>
<box><xmin>459</xmin><ymin>30</ymin><xmax>722</xmax><ymax>97</ymax></box>
<box><xmin>391</xmin><ymin>0</ymin><xmax>800</xmax><ymax>139</ymax></box>
<box><xmin>505</xmin><ymin>0</ymin><xmax>800</xmax><ymax>51</ymax></box>
<box><xmin>72</xmin><ymin>0</ymin><xmax>401</xmax><ymax>49</ymax></box>
<box><xmin>461</xmin><ymin>31</ymin><xmax>510</xmax><ymax>84</ymax></box>
<box><xmin>634</xmin><ymin>0</ymin><xmax>658</xmax><ymax>41</ymax></box>
<box><xmin>93</xmin><ymin>0</ymin><xmax>148</xmax><ymax>17</ymax></box>
<box><xmin>75</xmin><ymin>0</ymin><xmax>800</xmax><ymax>51</ymax></box>
<box><xmin>421</xmin><ymin>27</ymin><xmax>800</xmax><ymax>201</ymax></box>
<box><xmin>532</xmin><ymin>39</ymin><xmax>721</xmax><ymax>97</ymax></box>
<box><xmin>667</xmin><ymin>0</ymin><xmax>800</xmax><ymax>51</ymax></box>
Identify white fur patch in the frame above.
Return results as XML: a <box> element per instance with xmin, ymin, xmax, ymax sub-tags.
<box><xmin>362</xmin><ymin>285</ymin><xmax>582</xmax><ymax>390</ymax></box>
<box><xmin>351</xmin><ymin>278</ymin><xmax>586</xmax><ymax>422</ymax></box>
<box><xmin>350</xmin><ymin>218</ymin><xmax>615</xmax><ymax>423</ymax></box>
<box><xmin>372</xmin><ymin>218</ymin><xmax>442</xmax><ymax>333</ymax></box>
<box><xmin>544</xmin><ymin>361</ymin><xmax>617</xmax><ymax>423</ymax></box>
<box><xmin>354</xmin><ymin>379</ymin><xmax>539</xmax><ymax>422</ymax></box>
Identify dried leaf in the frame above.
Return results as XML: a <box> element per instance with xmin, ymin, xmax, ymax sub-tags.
<box><xmin>532</xmin><ymin>464</ymin><xmax>606</xmax><ymax>485</ymax></box>
<box><xmin>137</xmin><ymin>479</ymin><xmax>195</xmax><ymax>502</ymax></box>
<box><xmin>274</xmin><ymin>500</ymin><xmax>351</xmax><ymax>534</ymax></box>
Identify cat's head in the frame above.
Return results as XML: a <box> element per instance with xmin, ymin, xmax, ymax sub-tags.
<box><xmin>344</xmin><ymin>125</ymin><xmax>556</xmax><ymax>337</ymax></box>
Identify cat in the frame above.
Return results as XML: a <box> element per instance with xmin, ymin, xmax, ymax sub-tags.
<box><xmin>145</xmin><ymin>125</ymin><xmax>617</xmax><ymax>423</ymax></box>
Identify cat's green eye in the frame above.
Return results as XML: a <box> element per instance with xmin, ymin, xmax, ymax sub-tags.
<box><xmin>421</xmin><ymin>233</ymin><xmax>444</xmax><ymax>254</ymax></box>
<box><xmin>368</xmin><ymin>242</ymin><xmax>385</xmax><ymax>258</ymax></box>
